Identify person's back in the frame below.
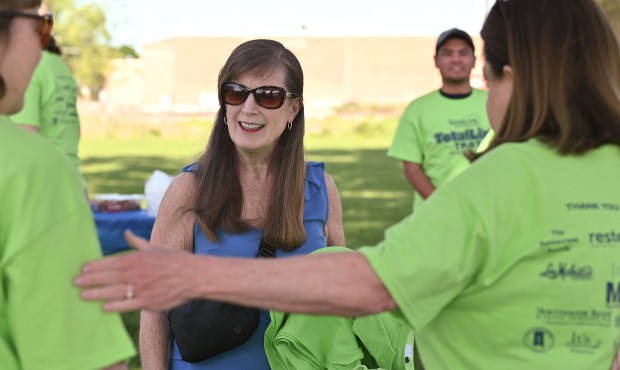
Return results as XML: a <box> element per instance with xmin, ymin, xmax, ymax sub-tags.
<box><xmin>396</xmin><ymin>138</ymin><xmax>620</xmax><ymax>368</ymax></box>
<box><xmin>10</xmin><ymin>47</ymin><xmax>84</xmax><ymax>188</ymax></box>
<box><xmin>369</xmin><ymin>0</ymin><xmax>620</xmax><ymax>367</ymax></box>
<box><xmin>0</xmin><ymin>3</ymin><xmax>134</xmax><ymax>368</ymax></box>
<box><xmin>0</xmin><ymin>118</ymin><xmax>135</xmax><ymax>369</ymax></box>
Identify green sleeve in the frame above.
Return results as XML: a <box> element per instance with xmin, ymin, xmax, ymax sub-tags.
<box><xmin>387</xmin><ymin>102</ymin><xmax>424</xmax><ymax>163</ymax></box>
<box><xmin>359</xmin><ymin>188</ymin><xmax>486</xmax><ymax>331</ymax></box>
<box><xmin>5</xmin><ymin>210</ymin><xmax>136</xmax><ymax>370</ymax></box>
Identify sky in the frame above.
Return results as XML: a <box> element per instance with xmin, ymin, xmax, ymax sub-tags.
<box><xmin>87</xmin><ymin>0</ymin><xmax>495</xmax><ymax>49</ymax></box>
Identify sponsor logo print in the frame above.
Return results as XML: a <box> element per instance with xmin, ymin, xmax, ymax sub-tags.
<box><xmin>566</xmin><ymin>203</ymin><xmax>620</xmax><ymax>211</ymax></box>
<box><xmin>448</xmin><ymin>115</ymin><xmax>482</xmax><ymax>128</ymax></box>
<box><xmin>606</xmin><ymin>281</ymin><xmax>620</xmax><ymax>308</ymax></box>
<box><xmin>566</xmin><ymin>331</ymin><xmax>602</xmax><ymax>353</ymax></box>
<box><xmin>536</xmin><ymin>308</ymin><xmax>611</xmax><ymax>327</ymax></box>
<box><xmin>539</xmin><ymin>262</ymin><xmax>593</xmax><ymax>280</ymax></box>
<box><xmin>523</xmin><ymin>327</ymin><xmax>555</xmax><ymax>353</ymax></box>
<box><xmin>433</xmin><ymin>128</ymin><xmax>489</xmax><ymax>153</ymax></box>
<box><xmin>538</xmin><ymin>238</ymin><xmax>578</xmax><ymax>253</ymax></box>
<box><xmin>589</xmin><ymin>230</ymin><xmax>620</xmax><ymax>246</ymax></box>
<box><xmin>433</xmin><ymin>128</ymin><xmax>488</xmax><ymax>144</ymax></box>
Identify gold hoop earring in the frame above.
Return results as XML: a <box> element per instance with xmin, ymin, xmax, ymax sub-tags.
<box><xmin>224</xmin><ymin>117</ymin><xmax>228</xmax><ymax>125</ymax></box>
<box><xmin>287</xmin><ymin>121</ymin><xmax>292</xmax><ymax>130</ymax></box>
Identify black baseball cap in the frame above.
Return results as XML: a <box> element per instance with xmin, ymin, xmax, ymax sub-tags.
<box><xmin>435</xmin><ymin>28</ymin><xmax>475</xmax><ymax>53</ymax></box>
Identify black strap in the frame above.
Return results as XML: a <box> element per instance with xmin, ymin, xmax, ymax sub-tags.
<box><xmin>257</xmin><ymin>238</ymin><xmax>277</xmax><ymax>258</ymax></box>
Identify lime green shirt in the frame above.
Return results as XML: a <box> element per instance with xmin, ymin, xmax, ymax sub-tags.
<box><xmin>363</xmin><ymin>139</ymin><xmax>620</xmax><ymax>369</ymax></box>
<box><xmin>388</xmin><ymin>89</ymin><xmax>490</xmax><ymax>210</ymax></box>
<box><xmin>265</xmin><ymin>247</ymin><xmax>414</xmax><ymax>370</ymax></box>
<box><xmin>0</xmin><ymin>117</ymin><xmax>135</xmax><ymax>369</ymax></box>
<box><xmin>10</xmin><ymin>51</ymin><xmax>84</xmax><ymax>188</ymax></box>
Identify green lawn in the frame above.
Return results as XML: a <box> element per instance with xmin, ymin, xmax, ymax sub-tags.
<box><xmin>80</xmin><ymin>117</ymin><xmax>413</xmax><ymax>368</ymax></box>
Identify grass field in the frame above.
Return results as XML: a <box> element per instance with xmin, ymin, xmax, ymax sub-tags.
<box><xmin>80</xmin><ymin>116</ymin><xmax>413</xmax><ymax>368</ymax></box>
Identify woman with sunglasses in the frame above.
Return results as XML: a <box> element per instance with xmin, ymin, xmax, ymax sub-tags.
<box><xmin>77</xmin><ymin>0</ymin><xmax>620</xmax><ymax>368</ymax></box>
<box><xmin>0</xmin><ymin>0</ymin><xmax>135</xmax><ymax>369</ymax></box>
<box><xmin>139</xmin><ymin>39</ymin><xmax>344</xmax><ymax>370</ymax></box>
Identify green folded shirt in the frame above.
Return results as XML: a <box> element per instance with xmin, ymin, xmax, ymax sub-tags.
<box><xmin>264</xmin><ymin>247</ymin><xmax>414</xmax><ymax>370</ymax></box>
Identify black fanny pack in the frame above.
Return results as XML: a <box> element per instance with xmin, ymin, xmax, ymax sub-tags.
<box><xmin>168</xmin><ymin>238</ymin><xmax>276</xmax><ymax>363</ymax></box>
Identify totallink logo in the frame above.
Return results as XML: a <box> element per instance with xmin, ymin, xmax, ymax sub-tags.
<box><xmin>433</xmin><ymin>128</ymin><xmax>488</xmax><ymax>144</ymax></box>
<box><xmin>523</xmin><ymin>327</ymin><xmax>555</xmax><ymax>352</ymax></box>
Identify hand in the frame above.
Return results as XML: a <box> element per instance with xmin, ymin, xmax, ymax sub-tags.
<box><xmin>611</xmin><ymin>347</ymin><xmax>620</xmax><ymax>370</ymax></box>
<box><xmin>74</xmin><ymin>230</ymin><xmax>196</xmax><ymax>312</ymax></box>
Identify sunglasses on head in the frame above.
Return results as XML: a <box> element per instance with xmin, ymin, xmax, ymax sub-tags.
<box><xmin>0</xmin><ymin>10</ymin><xmax>53</xmax><ymax>48</ymax></box>
<box><xmin>221</xmin><ymin>82</ymin><xmax>299</xmax><ymax>109</ymax></box>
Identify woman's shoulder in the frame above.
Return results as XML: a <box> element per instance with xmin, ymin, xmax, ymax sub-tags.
<box><xmin>165</xmin><ymin>171</ymin><xmax>198</xmax><ymax>202</ymax></box>
<box><xmin>449</xmin><ymin>140</ymin><xmax>547</xmax><ymax>193</ymax></box>
<box><xmin>305</xmin><ymin>161</ymin><xmax>325</xmax><ymax>179</ymax></box>
<box><xmin>481</xmin><ymin>139</ymin><xmax>554</xmax><ymax>164</ymax></box>
<box><xmin>305</xmin><ymin>161</ymin><xmax>324</xmax><ymax>171</ymax></box>
<box><xmin>182</xmin><ymin>162</ymin><xmax>199</xmax><ymax>173</ymax></box>
<box><xmin>304</xmin><ymin>162</ymin><xmax>326</xmax><ymax>193</ymax></box>
<box><xmin>1</xmin><ymin>121</ymin><xmax>74</xmax><ymax>179</ymax></box>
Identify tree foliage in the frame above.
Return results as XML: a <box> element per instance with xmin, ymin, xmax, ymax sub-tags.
<box><xmin>47</xmin><ymin>0</ymin><xmax>113</xmax><ymax>98</ymax></box>
<box><xmin>112</xmin><ymin>45</ymin><xmax>139</xmax><ymax>59</ymax></box>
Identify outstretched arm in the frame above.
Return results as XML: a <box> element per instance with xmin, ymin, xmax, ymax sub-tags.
<box><xmin>75</xmin><ymin>232</ymin><xmax>396</xmax><ymax>316</ymax></box>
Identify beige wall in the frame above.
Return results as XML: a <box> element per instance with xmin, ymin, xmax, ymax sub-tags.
<box><xmin>103</xmin><ymin>36</ymin><xmax>485</xmax><ymax>116</ymax></box>
<box><xmin>102</xmin><ymin>59</ymin><xmax>143</xmax><ymax>112</ymax></box>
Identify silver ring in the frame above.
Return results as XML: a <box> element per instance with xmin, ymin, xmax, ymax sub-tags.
<box><xmin>125</xmin><ymin>284</ymin><xmax>134</xmax><ymax>300</ymax></box>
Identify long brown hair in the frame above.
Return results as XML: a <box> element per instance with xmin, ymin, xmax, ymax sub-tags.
<box><xmin>475</xmin><ymin>0</ymin><xmax>620</xmax><ymax>159</ymax></box>
<box><xmin>0</xmin><ymin>0</ymin><xmax>42</xmax><ymax>98</ymax></box>
<box><xmin>192</xmin><ymin>39</ymin><xmax>307</xmax><ymax>250</ymax></box>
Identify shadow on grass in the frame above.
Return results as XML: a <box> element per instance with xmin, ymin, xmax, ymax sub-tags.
<box><xmin>83</xmin><ymin>156</ymin><xmax>189</xmax><ymax>194</ymax></box>
<box><xmin>307</xmin><ymin>148</ymin><xmax>412</xmax><ymax>247</ymax></box>
<box><xmin>84</xmin><ymin>149</ymin><xmax>413</xmax><ymax>247</ymax></box>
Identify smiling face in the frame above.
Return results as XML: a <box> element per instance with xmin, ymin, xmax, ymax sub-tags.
<box><xmin>0</xmin><ymin>7</ymin><xmax>42</xmax><ymax>114</ymax></box>
<box><xmin>435</xmin><ymin>38</ymin><xmax>476</xmax><ymax>85</ymax></box>
<box><xmin>224</xmin><ymin>68</ymin><xmax>302</xmax><ymax>158</ymax></box>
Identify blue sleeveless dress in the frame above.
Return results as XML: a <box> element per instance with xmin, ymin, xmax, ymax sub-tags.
<box><xmin>170</xmin><ymin>162</ymin><xmax>329</xmax><ymax>370</ymax></box>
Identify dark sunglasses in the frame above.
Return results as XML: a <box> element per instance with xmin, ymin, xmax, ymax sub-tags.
<box><xmin>221</xmin><ymin>82</ymin><xmax>299</xmax><ymax>109</ymax></box>
<box><xmin>0</xmin><ymin>11</ymin><xmax>53</xmax><ymax>48</ymax></box>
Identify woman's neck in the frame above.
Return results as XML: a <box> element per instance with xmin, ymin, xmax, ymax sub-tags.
<box><xmin>238</xmin><ymin>154</ymin><xmax>271</xmax><ymax>183</ymax></box>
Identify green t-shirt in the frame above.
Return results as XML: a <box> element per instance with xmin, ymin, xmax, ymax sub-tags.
<box><xmin>265</xmin><ymin>247</ymin><xmax>414</xmax><ymax>370</ymax></box>
<box><xmin>388</xmin><ymin>89</ymin><xmax>490</xmax><ymax>210</ymax></box>
<box><xmin>362</xmin><ymin>139</ymin><xmax>620</xmax><ymax>369</ymax></box>
<box><xmin>10</xmin><ymin>50</ymin><xmax>84</xmax><ymax>188</ymax></box>
<box><xmin>0</xmin><ymin>117</ymin><xmax>136</xmax><ymax>369</ymax></box>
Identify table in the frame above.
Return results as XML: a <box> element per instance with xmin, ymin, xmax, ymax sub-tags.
<box><xmin>94</xmin><ymin>210</ymin><xmax>156</xmax><ymax>255</ymax></box>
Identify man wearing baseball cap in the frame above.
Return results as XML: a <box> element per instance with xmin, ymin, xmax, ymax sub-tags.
<box><xmin>388</xmin><ymin>28</ymin><xmax>490</xmax><ymax>212</ymax></box>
